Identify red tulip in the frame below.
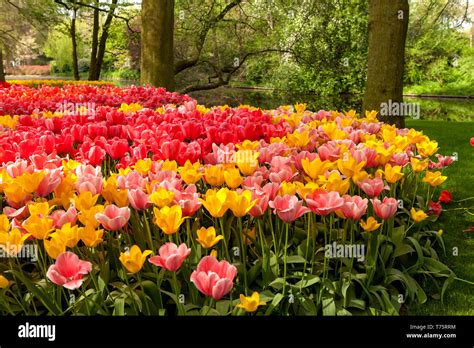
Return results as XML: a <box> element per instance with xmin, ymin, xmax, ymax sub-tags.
<box><xmin>438</xmin><ymin>190</ymin><xmax>453</xmax><ymax>204</ymax></box>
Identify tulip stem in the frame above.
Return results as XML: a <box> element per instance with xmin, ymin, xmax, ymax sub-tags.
<box><xmin>238</xmin><ymin>217</ymin><xmax>248</xmax><ymax>295</ymax></box>
<box><xmin>171</xmin><ymin>271</ymin><xmax>185</xmax><ymax>316</ymax></box>
<box><xmin>143</xmin><ymin>211</ymin><xmax>154</xmax><ymax>251</ymax></box>
<box><xmin>282</xmin><ymin>222</ymin><xmax>289</xmax><ymax>297</ymax></box>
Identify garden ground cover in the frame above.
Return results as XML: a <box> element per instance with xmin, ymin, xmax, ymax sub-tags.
<box><xmin>406</xmin><ymin>120</ymin><xmax>474</xmax><ymax>315</ymax></box>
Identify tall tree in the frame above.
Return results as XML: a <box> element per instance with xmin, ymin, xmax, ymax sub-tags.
<box><xmin>140</xmin><ymin>0</ymin><xmax>175</xmax><ymax>90</ymax></box>
<box><xmin>0</xmin><ymin>47</ymin><xmax>5</xmax><ymax>82</ymax></box>
<box><xmin>70</xmin><ymin>4</ymin><xmax>80</xmax><ymax>80</ymax></box>
<box><xmin>363</xmin><ymin>0</ymin><xmax>409</xmax><ymax>128</ymax></box>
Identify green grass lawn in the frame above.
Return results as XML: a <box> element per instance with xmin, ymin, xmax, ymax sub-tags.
<box><xmin>405</xmin><ymin>120</ymin><xmax>474</xmax><ymax>315</ymax></box>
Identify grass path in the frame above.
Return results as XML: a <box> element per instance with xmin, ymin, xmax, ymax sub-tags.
<box><xmin>405</xmin><ymin>120</ymin><xmax>474</xmax><ymax>315</ymax></box>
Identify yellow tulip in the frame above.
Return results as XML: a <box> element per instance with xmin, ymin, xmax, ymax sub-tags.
<box><xmin>321</xmin><ymin>172</ymin><xmax>350</xmax><ymax>195</ymax></box>
<box><xmin>199</xmin><ymin>188</ymin><xmax>229</xmax><ymax>218</ymax></box>
<box><xmin>14</xmin><ymin>171</ymin><xmax>45</xmax><ymax>193</ymax></box>
<box><xmin>149</xmin><ymin>187</ymin><xmax>175</xmax><ymax>208</ymax></box>
<box><xmin>196</xmin><ymin>226</ymin><xmax>224</xmax><ymax>249</ymax></box>
<box><xmin>297</xmin><ymin>182</ymin><xmax>319</xmax><ymax>199</ymax></box>
<box><xmin>133</xmin><ymin>159</ymin><xmax>153</xmax><ymax>175</ymax></box>
<box><xmin>161</xmin><ymin>160</ymin><xmax>178</xmax><ymax>171</ymax></box>
<box><xmin>0</xmin><ymin>214</ymin><xmax>10</xmax><ymax>233</ymax></box>
<box><xmin>278</xmin><ymin>181</ymin><xmax>301</xmax><ymax>196</ymax></box>
<box><xmin>410</xmin><ymin>208</ymin><xmax>428</xmax><ymax>223</ymax></box>
<box><xmin>28</xmin><ymin>201</ymin><xmax>54</xmax><ymax>217</ymax></box>
<box><xmin>0</xmin><ymin>275</ymin><xmax>9</xmax><ymax>289</ymax></box>
<box><xmin>119</xmin><ymin>245</ymin><xmax>152</xmax><ymax>273</ymax></box>
<box><xmin>359</xmin><ymin>217</ymin><xmax>383</xmax><ymax>232</ymax></box>
<box><xmin>153</xmin><ymin>205</ymin><xmax>186</xmax><ymax>235</ymax></box>
<box><xmin>410</xmin><ymin>157</ymin><xmax>428</xmax><ymax>173</ymax></box>
<box><xmin>235</xmin><ymin>140</ymin><xmax>260</xmax><ymax>151</ymax></box>
<box><xmin>3</xmin><ymin>182</ymin><xmax>30</xmax><ymax>204</ymax></box>
<box><xmin>204</xmin><ymin>165</ymin><xmax>225</xmax><ymax>186</ymax></box>
<box><xmin>416</xmin><ymin>140</ymin><xmax>439</xmax><ymax>157</ymax></box>
<box><xmin>55</xmin><ymin>223</ymin><xmax>81</xmax><ymax>248</ymax></box>
<box><xmin>22</xmin><ymin>216</ymin><xmax>54</xmax><ymax>240</ymax></box>
<box><xmin>301</xmin><ymin>157</ymin><xmax>333</xmax><ymax>180</ymax></box>
<box><xmin>286</xmin><ymin>129</ymin><xmax>311</xmax><ymax>148</ymax></box>
<box><xmin>384</xmin><ymin>164</ymin><xmax>404</xmax><ymax>184</ymax></box>
<box><xmin>237</xmin><ymin>292</ymin><xmax>266</xmax><ymax>312</ymax></box>
<box><xmin>73</xmin><ymin>191</ymin><xmax>100</xmax><ymax>212</ymax></box>
<box><xmin>79</xmin><ymin>226</ymin><xmax>104</xmax><ymax>248</ymax></box>
<box><xmin>78</xmin><ymin>205</ymin><xmax>105</xmax><ymax>229</ymax></box>
<box><xmin>210</xmin><ymin>249</ymin><xmax>218</xmax><ymax>258</ymax></box>
<box><xmin>44</xmin><ymin>233</ymin><xmax>67</xmax><ymax>259</ymax></box>
<box><xmin>227</xmin><ymin>190</ymin><xmax>256</xmax><ymax>217</ymax></box>
<box><xmin>178</xmin><ymin>161</ymin><xmax>203</xmax><ymax>185</ymax></box>
<box><xmin>365</xmin><ymin>110</ymin><xmax>378</xmax><ymax>122</ymax></box>
<box><xmin>62</xmin><ymin>159</ymin><xmax>81</xmax><ymax>173</ymax></box>
<box><xmin>422</xmin><ymin>171</ymin><xmax>447</xmax><ymax>187</ymax></box>
<box><xmin>337</xmin><ymin>156</ymin><xmax>366</xmax><ymax>179</ymax></box>
<box><xmin>235</xmin><ymin>151</ymin><xmax>260</xmax><ymax>176</ymax></box>
<box><xmin>223</xmin><ymin>167</ymin><xmax>243</xmax><ymax>189</ymax></box>
<box><xmin>0</xmin><ymin>228</ymin><xmax>31</xmax><ymax>256</ymax></box>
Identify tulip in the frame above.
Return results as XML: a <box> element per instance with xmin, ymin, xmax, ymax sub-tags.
<box><xmin>149</xmin><ymin>187</ymin><xmax>175</xmax><ymax>208</ymax></box>
<box><xmin>422</xmin><ymin>171</ymin><xmax>447</xmax><ymax>187</ymax></box>
<box><xmin>199</xmin><ymin>188</ymin><xmax>229</xmax><ymax>218</ymax></box>
<box><xmin>301</xmin><ymin>157</ymin><xmax>333</xmax><ymax>180</ymax></box>
<box><xmin>79</xmin><ymin>226</ymin><xmax>104</xmax><ymax>248</ymax></box>
<box><xmin>0</xmin><ymin>274</ymin><xmax>10</xmax><ymax>288</ymax></box>
<box><xmin>46</xmin><ymin>251</ymin><xmax>92</xmax><ymax>290</ymax></box>
<box><xmin>223</xmin><ymin>167</ymin><xmax>243</xmax><ymax>189</ymax></box>
<box><xmin>235</xmin><ymin>150</ymin><xmax>260</xmax><ymax>176</ymax></box>
<box><xmin>95</xmin><ymin>204</ymin><xmax>130</xmax><ymax>231</ymax></box>
<box><xmin>371</xmin><ymin>197</ymin><xmax>398</xmax><ymax>220</ymax></box>
<box><xmin>269</xmin><ymin>195</ymin><xmax>310</xmax><ymax>222</ymax></box>
<box><xmin>78</xmin><ymin>205</ymin><xmax>104</xmax><ymax>229</ymax></box>
<box><xmin>119</xmin><ymin>245</ymin><xmax>153</xmax><ymax>273</ymax></box>
<box><xmin>410</xmin><ymin>157</ymin><xmax>428</xmax><ymax>173</ymax></box>
<box><xmin>153</xmin><ymin>205</ymin><xmax>186</xmax><ymax>235</ymax></box>
<box><xmin>190</xmin><ymin>256</ymin><xmax>237</xmax><ymax>300</ymax></box>
<box><xmin>149</xmin><ymin>242</ymin><xmax>191</xmax><ymax>272</ymax></box>
<box><xmin>237</xmin><ymin>292</ymin><xmax>266</xmax><ymax>313</ymax></box>
<box><xmin>178</xmin><ymin>160</ymin><xmax>203</xmax><ymax>185</ymax></box>
<box><xmin>73</xmin><ymin>191</ymin><xmax>100</xmax><ymax>212</ymax></box>
<box><xmin>196</xmin><ymin>226</ymin><xmax>224</xmax><ymax>249</ymax></box>
<box><xmin>55</xmin><ymin>223</ymin><xmax>81</xmax><ymax>248</ymax></box>
<box><xmin>50</xmin><ymin>207</ymin><xmax>78</xmax><ymax>229</ymax></box>
<box><xmin>428</xmin><ymin>200</ymin><xmax>442</xmax><ymax>216</ymax></box>
<box><xmin>304</xmin><ymin>190</ymin><xmax>344</xmax><ymax>216</ymax></box>
<box><xmin>357</xmin><ymin>178</ymin><xmax>387</xmax><ymax>198</ymax></box>
<box><xmin>340</xmin><ymin>195</ymin><xmax>368</xmax><ymax>220</ymax></box>
<box><xmin>227</xmin><ymin>190</ymin><xmax>257</xmax><ymax>217</ymax></box>
<box><xmin>438</xmin><ymin>190</ymin><xmax>453</xmax><ymax>204</ymax></box>
<box><xmin>0</xmin><ymin>228</ymin><xmax>30</xmax><ymax>257</ymax></box>
<box><xmin>416</xmin><ymin>140</ymin><xmax>438</xmax><ymax>157</ymax></box>
<box><xmin>359</xmin><ymin>217</ymin><xmax>383</xmax><ymax>232</ymax></box>
<box><xmin>22</xmin><ymin>215</ymin><xmax>54</xmax><ymax>240</ymax></box>
<box><xmin>44</xmin><ymin>233</ymin><xmax>67</xmax><ymax>259</ymax></box>
<box><xmin>384</xmin><ymin>164</ymin><xmax>404</xmax><ymax>184</ymax></box>
<box><xmin>128</xmin><ymin>189</ymin><xmax>152</xmax><ymax>210</ymax></box>
<box><xmin>410</xmin><ymin>208</ymin><xmax>428</xmax><ymax>223</ymax></box>
<box><xmin>204</xmin><ymin>165</ymin><xmax>225</xmax><ymax>186</ymax></box>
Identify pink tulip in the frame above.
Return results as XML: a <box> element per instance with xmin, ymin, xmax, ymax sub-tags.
<box><xmin>249</xmin><ymin>189</ymin><xmax>270</xmax><ymax>218</ymax></box>
<box><xmin>357</xmin><ymin>178</ymin><xmax>387</xmax><ymax>198</ymax></box>
<box><xmin>95</xmin><ymin>204</ymin><xmax>130</xmax><ymax>230</ymax></box>
<box><xmin>149</xmin><ymin>243</ymin><xmax>191</xmax><ymax>272</ymax></box>
<box><xmin>51</xmin><ymin>207</ymin><xmax>78</xmax><ymax>228</ymax></box>
<box><xmin>75</xmin><ymin>165</ymin><xmax>103</xmax><ymax>195</ymax></box>
<box><xmin>390</xmin><ymin>152</ymin><xmax>409</xmax><ymax>167</ymax></box>
<box><xmin>190</xmin><ymin>256</ymin><xmax>237</xmax><ymax>300</ymax></box>
<box><xmin>269</xmin><ymin>195</ymin><xmax>310</xmax><ymax>222</ymax></box>
<box><xmin>371</xmin><ymin>197</ymin><xmax>398</xmax><ymax>220</ymax></box>
<box><xmin>36</xmin><ymin>169</ymin><xmax>62</xmax><ymax>197</ymax></box>
<box><xmin>340</xmin><ymin>195</ymin><xmax>368</xmax><ymax>220</ymax></box>
<box><xmin>128</xmin><ymin>189</ymin><xmax>152</xmax><ymax>210</ymax></box>
<box><xmin>46</xmin><ymin>252</ymin><xmax>92</xmax><ymax>290</ymax></box>
<box><xmin>305</xmin><ymin>190</ymin><xmax>344</xmax><ymax>216</ymax></box>
<box><xmin>172</xmin><ymin>185</ymin><xmax>201</xmax><ymax>217</ymax></box>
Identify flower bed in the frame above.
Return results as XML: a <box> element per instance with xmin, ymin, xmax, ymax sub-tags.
<box><xmin>0</xmin><ymin>83</ymin><xmax>456</xmax><ymax>315</ymax></box>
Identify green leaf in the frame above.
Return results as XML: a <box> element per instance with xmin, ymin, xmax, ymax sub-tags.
<box><xmin>264</xmin><ymin>293</ymin><xmax>284</xmax><ymax>315</ymax></box>
<box><xmin>9</xmin><ymin>270</ymin><xmax>61</xmax><ymax>315</ymax></box>
<box><xmin>113</xmin><ymin>298</ymin><xmax>125</xmax><ymax>316</ymax></box>
<box><xmin>284</xmin><ymin>255</ymin><xmax>307</xmax><ymax>264</ymax></box>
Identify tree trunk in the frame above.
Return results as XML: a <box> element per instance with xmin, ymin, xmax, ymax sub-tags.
<box><xmin>71</xmin><ymin>9</ymin><xmax>80</xmax><ymax>80</ymax></box>
<box><xmin>363</xmin><ymin>0</ymin><xmax>409</xmax><ymax>128</ymax></box>
<box><xmin>140</xmin><ymin>0</ymin><xmax>175</xmax><ymax>91</ymax></box>
<box><xmin>94</xmin><ymin>0</ymin><xmax>118</xmax><ymax>80</ymax></box>
<box><xmin>0</xmin><ymin>48</ymin><xmax>5</xmax><ymax>83</ymax></box>
<box><xmin>88</xmin><ymin>2</ymin><xmax>100</xmax><ymax>80</ymax></box>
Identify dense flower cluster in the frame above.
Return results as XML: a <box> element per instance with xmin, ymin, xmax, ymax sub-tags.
<box><xmin>0</xmin><ymin>83</ymin><xmax>455</xmax><ymax>316</ymax></box>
